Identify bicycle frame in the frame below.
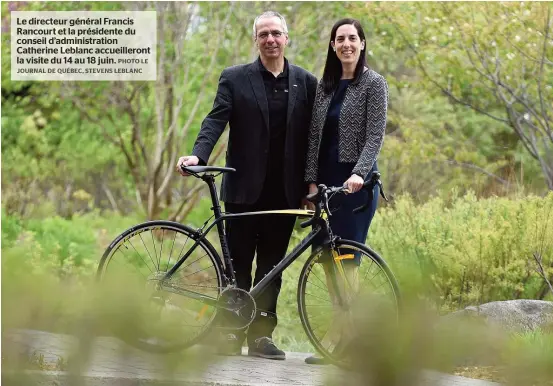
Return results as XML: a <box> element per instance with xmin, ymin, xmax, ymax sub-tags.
<box><xmin>161</xmin><ymin>173</ymin><xmax>332</xmax><ymax>303</ymax></box>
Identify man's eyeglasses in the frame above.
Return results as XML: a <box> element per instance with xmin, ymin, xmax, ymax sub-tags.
<box><xmin>257</xmin><ymin>30</ymin><xmax>285</xmax><ymax>40</ymax></box>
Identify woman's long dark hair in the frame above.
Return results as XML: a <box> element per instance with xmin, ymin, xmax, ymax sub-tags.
<box><xmin>321</xmin><ymin>18</ymin><xmax>368</xmax><ymax>94</ymax></box>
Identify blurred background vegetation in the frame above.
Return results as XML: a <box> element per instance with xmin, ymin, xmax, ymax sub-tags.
<box><xmin>1</xmin><ymin>1</ymin><xmax>552</xmax><ymax>383</ymax></box>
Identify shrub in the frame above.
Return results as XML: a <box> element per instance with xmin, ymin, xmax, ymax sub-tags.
<box><xmin>369</xmin><ymin>191</ymin><xmax>553</xmax><ymax>310</ymax></box>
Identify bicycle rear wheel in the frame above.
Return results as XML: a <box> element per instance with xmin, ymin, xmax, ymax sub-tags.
<box><xmin>97</xmin><ymin>220</ymin><xmax>224</xmax><ymax>352</ymax></box>
<box><xmin>297</xmin><ymin>239</ymin><xmax>400</xmax><ymax>367</ymax></box>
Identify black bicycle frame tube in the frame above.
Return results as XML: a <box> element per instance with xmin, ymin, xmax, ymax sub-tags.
<box><xmin>163</xmin><ymin>236</ymin><xmax>208</xmax><ymax>278</ymax></box>
<box><xmin>188</xmin><ymin>210</ymin><xmax>318</xmax><ymax>283</ymax></box>
<box><xmin>163</xmin><ymin>173</ymin><xmax>324</xmax><ymax>294</ymax></box>
<box><xmin>160</xmin><ymin>283</ymin><xmax>219</xmax><ymax>307</ymax></box>
<box><xmin>162</xmin><ymin>175</ymin><xmax>236</xmax><ymax>285</ymax></box>
<box><xmin>161</xmin><ymin>220</ymin><xmax>322</xmax><ymax>309</ymax></box>
<box><xmin>202</xmin><ymin>174</ymin><xmax>236</xmax><ymax>285</ymax></box>
<box><xmin>250</xmin><ymin>226</ymin><xmax>321</xmax><ymax>299</ymax></box>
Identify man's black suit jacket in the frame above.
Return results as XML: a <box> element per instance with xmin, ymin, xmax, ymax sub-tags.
<box><xmin>192</xmin><ymin>58</ymin><xmax>318</xmax><ymax>207</ymax></box>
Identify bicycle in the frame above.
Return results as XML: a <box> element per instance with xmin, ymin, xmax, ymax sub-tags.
<box><xmin>97</xmin><ymin>165</ymin><xmax>400</xmax><ymax>367</ymax></box>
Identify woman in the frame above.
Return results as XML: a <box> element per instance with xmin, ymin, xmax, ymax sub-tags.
<box><xmin>303</xmin><ymin>18</ymin><xmax>388</xmax><ymax>365</ymax></box>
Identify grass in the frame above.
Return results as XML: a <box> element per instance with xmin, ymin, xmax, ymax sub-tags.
<box><xmin>454</xmin><ymin>328</ymin><xmax>553</xmax><ymax>384</ymax></box>
<box><xmin>27</xmin><ymin>352</ymin><xmax>68</xmax><ymax>371</ymax></box>
<box><xmin>453</xmin><ymin>366</ymin><xmax>505</xmax><ymax>382</ymax></box>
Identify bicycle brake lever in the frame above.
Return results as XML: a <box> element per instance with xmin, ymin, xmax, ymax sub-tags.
<box><xmin>352</xmin><ymin>178</ymin><xmax>377</xmax><ymax>214</ymax></box>
<box><xmin>378</xmin><ymin>180</ymin><xmax>389</xmax><ymax>202</ymax></box>
<box><xmin>324</xmin><ymin>191</ymin><xmax>332</xmax><ymax>217</ymax></box>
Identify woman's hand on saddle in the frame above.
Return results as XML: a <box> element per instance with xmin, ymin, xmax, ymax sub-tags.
<box><xmin>344</xmin><ymin>174</ymin><xmax>364</xmax><ymax>194</ymax></box>
<box><xmin>176</xmin><ymin>156</ymin><xmax>199</xmax><ymax>176</ymax></box>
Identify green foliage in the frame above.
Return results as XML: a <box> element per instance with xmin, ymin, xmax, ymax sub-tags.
<box><xmin>3</xmin><ymin>189</ymin><xmax>552</xmax><ymax>319</ymax></box>
<box><xmin>378</xmin><ymin>87</ymin><xmax>518</xmax><ymax>201</ymax></box>
<box><xmin>2</xmin><ymin>266</ymin><xmax>217</xmax><ymax>380</ymax></box>
<box><xmin>1</xmin><ymin>209</ymin><xmax>141</xmax><ymax>280</ymax></box>
<box><xmin>366</xmin><ymin>1</ymin><xmax>553</xmax><ymax>191</ymax></box>
<box><xmin>370</xmin><ymin>191</ymin><xmax>553</xmax><ymax>310</ymax></box>
<box><xmin>2</xmin><ymin>191</ymin><xmax>552</xmax><ymax>363</ymax></box>
<box><xmin>2</xmin><ymin>1</ymin><xmax>549</xmax><ymax>221</ymax></box>
<box><xmin>502</xmin><ymin>329</ymin><xmax>553</xmax><ymax>385</ymax></box>
<box><xmin>3</xmin><ymin>3</ymin><xmax>552</xmax><ymax>381</ymax></box>
<box><xmin>271</xmin><ymin>192</ymin><xmax>553</xmax><ymax>349</ymax></box>
<box><xmin>1</xmin><ymin>208</ymin><xmax>22</xmax><ymax>249</ymax></box>
<box><xmin>2</xmin><ymin>2</ymin><xmax>132</xmax><ymax>217</ymax></box>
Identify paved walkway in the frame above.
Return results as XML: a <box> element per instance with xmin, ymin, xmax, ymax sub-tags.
<box><xmin>3</xmin><ymin>330</ymin><xmax>500</xmax><ymax>386</ymax></box>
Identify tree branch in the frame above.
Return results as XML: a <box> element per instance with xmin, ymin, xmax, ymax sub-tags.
<box><xmin>533</xmin><ymin>252</ymin><xmax>553</xmax><ymax>297</ymax></box>
<box><xmin>442</xmin><ymin>159</ymin><xmax>511</xmax><ymax>187</ymax></box>
<box><xmin>101</xmin><ymin>181</ymin><xmax>122</xmax><ymax>215</ymax></box>
<box><xmin>387</xmin><ymin>15</ymin><xmax>511</xmax><ymax>125</ymax></box>
<box><xmin>156</xmin><ymin>4</ymin><xmax>234</xmax><ymax>199</ymax></box>
<box><xmin>537</xmin><ymin>6</ymin><xmax>553</xmax><ymax>138</ymax></box>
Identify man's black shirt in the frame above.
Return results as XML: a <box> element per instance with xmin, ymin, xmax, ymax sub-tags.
<box><xmin>259</xmin><ymin>58</ymin><xmax>289</xmax><ymax>139</ymax></box>
<box><xmin>258</xmin><ymin>58</ymin><xmax>289</xmax><ymax>203</ymax></box>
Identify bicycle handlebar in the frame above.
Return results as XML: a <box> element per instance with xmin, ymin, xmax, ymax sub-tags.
<box><xmin>352</xmin><ymin>173</ymin><xmax>389</xmax><ymax>214</ymax></box>
<box><xmin>300</xmin><ymin>171</ymin><xmax>389</xmax><ymax>229</ymax></box>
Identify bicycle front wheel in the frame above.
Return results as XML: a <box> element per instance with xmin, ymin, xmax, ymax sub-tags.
<box><xmin>97</xmin><ymin>221</ymin><xmax>224</xmax><ymax>352</ymax></box>
<box><xmin>297</xmin><ymin>239</ymin><xmax>400</xmax><ymax>367</ymax></box>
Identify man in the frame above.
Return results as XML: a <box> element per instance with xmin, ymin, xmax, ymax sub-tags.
<box><xmin>176</xmin><ymin>11</ymin><xmax>317</xmax><ymax>360</ymax></box>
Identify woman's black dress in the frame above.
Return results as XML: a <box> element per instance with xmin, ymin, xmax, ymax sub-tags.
<box><xmin>315</xmin><ymin>79</ymin><xmax>379</xmax><ymax>264</ymax></box>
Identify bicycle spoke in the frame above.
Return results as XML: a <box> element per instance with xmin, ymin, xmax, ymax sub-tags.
<box><xmin>309</xmin><ymin>267</ymin><xmax>329</xmax><ymax>290</ymax></box>
<box><xmin>158</xmin><ymin>229</ymin><xmax>165</xmax><ymax>271</ymax></box>
<box><xmin>306</xmin><ymin>277</ymin><xmax>330</xmax><ymax>293</ymax></box>
<box><xmin>99</xmin><ymin>223</ymin><xmax>223</xmax><ymax>352</ymax></box>
<box><xmin>177</xmin><ymin>283</ymin><xmax>219</xmax><ymax>289</ymax></box>
<box><xmin>150</xmin><ymin>230</ymin><xmax>159</xmax><ymax>271</ymax></box>
<box><xmin>175</xmin><ymin>234</ymin><xmax>192</xmax><ymax>268</ymax></box>
<box><xmin>179</xmin><ymin>252</ymin><xmax>210</xmax><ymax>272</ymax></box>
<box><xmin>127</xmin><ymin>239</ymin><xmax>155</xmax><ymax>273</ymax></box>
<box><xmin>138</xmin><ymin>233</ymin><xmax>158</xmax><ymax>271</ymax></box>
<box><xmin>305</xmin><ymin>292</ymin><xmax>332</xmax><ymax>303</ymax></box>
<box><xmin>180</xmin><ymin>264</ymin><xmax>215</xmax><ymax>279</ymax></box>
<box><xmin>299</xmin><ymin>241</ymin><xmax>399</xmax><ymax>367</ymax></box>
<box><xmin>361</xmin><ymin>260</ymin><xmax>378</xmax><ymax>282</ymax></box>
<box><xmin>194</xmin><ymin>276</ymin><xmax>219</xmax><ymax>283</ymax></box>
<box><xmin>167</xmin><ymin>231</ymin><xmax>177</xmax><ymax>268</ymax></box>
<box><xmin>181</xmin><ymin>277</ymin><xmax>219</xmax><ymax>286</ymax></box>
<box><xmin>112</xmin><ymin>249</ymin><xmax>149</xmax><ymax>279</ymax></box>
<box><xmin>309</xmin><ymin>321</ymin><xmax>329</xmax><ymax>334</ymax></box>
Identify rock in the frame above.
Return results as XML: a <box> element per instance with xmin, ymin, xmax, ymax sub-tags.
<box><xmin>437</xmin><ymin>300</ymin><xmax>553</xmax><ymax>367</ymax></box>
<box><xmin>452</xmin><ymin>300</ymin><xmax>553</xmax><ymax>333</ymax></box>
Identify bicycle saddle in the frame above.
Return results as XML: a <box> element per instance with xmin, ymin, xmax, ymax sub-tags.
<box><xmin>181</xmin><ymin>166</ymin><xmax>236</xmax><ymax>174</ymax></box>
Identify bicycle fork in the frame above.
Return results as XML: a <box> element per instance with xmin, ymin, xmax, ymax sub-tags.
<box><xmin>325</xmin><ymin>249</ymin><xmax>357</xmax><ymax>310</ymax></box>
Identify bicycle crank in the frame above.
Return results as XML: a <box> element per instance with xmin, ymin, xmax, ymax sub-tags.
<box><xmin>216</xmin><ymin>288</ymin><xmax>256</xmax><ymax>330</ymax></box>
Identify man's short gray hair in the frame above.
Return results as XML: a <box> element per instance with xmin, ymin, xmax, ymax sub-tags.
<box><xmin>252</xmin><ymin>11</ymin><xmax>288</xmax><ymax>38</ymax></box>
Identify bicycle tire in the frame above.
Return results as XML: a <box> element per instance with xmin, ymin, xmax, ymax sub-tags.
<box><xmin>297</xmin><ymin>238</ymin><xmax>400</xmax><ymax>368</ymax></box>
<box><xmin>97</xmin><ymin>220</ymin><xmax>225</xmax><ymax>352</ymax></box>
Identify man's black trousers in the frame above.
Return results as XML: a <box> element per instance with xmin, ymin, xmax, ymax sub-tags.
<box><xmin>224</xmin><ymin>187</ymin><xmax>296</xmax><ymax>347</ymax></box>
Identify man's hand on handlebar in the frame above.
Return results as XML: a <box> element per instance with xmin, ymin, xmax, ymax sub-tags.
<box><xmin>176</xmin><ymin>156</ymin><xmax>200</xmax><ymax>176</ymax></box>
